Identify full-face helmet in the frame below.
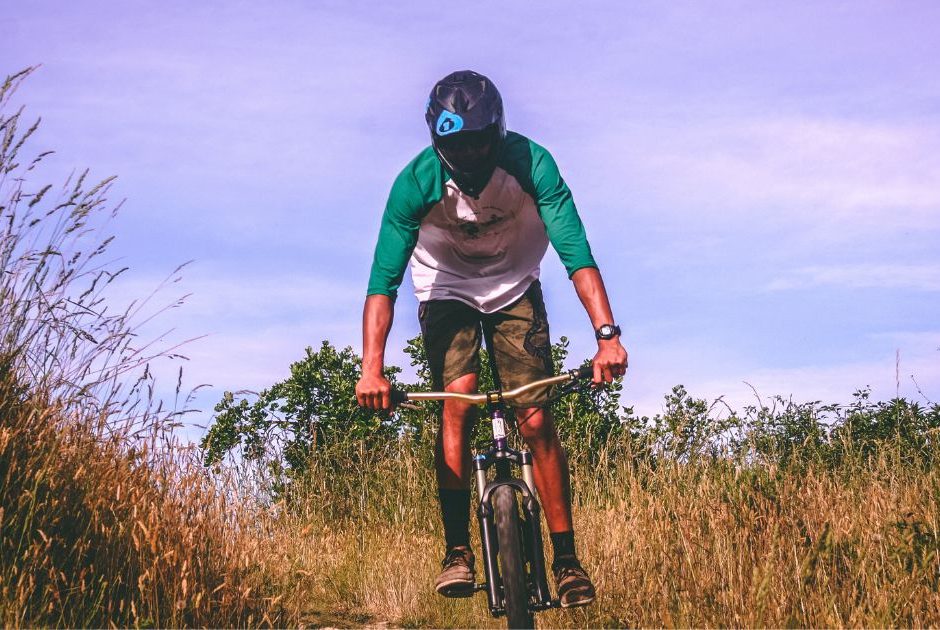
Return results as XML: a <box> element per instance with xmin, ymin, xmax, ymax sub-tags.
<box><xmin>425</xmin><ymin>70</ymin><xmax>506</xmax><ymax>197</ymax></box>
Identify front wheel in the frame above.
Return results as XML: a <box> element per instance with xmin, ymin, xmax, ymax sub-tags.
<box><xmin>493</xmin><ymin>485</ymin><xmax>534</xmax><ymax>629</ymax></box>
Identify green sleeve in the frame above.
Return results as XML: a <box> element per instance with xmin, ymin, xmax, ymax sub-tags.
<box><xmin>501</xmin><ymin>133</ymin><xmax>598</xmax><ymax>277</ymax></box>
<box><xmin>366</xmin><ymin>149</ymin><xmax>444</xmax><ymax>298</ymax></box>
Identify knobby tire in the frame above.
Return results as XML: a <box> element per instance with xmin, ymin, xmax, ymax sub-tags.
<box><xmin>494</xmin><ymin>485</ymin><xmax>534</xmax><ymax>629</ymax></box>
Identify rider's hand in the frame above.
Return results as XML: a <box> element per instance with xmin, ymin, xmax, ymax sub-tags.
<box><xmin>356</xmin><ymin>373</ymin><xmax>393</xmax><ymax>411</ymax></box>
<box><xmin>592</xmin><ymin>338</ymin><xmax>628</xmax><ymax>385</ymax></box>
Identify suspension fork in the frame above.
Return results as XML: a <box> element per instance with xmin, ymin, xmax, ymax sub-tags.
<box><xmin>474</xmin><ymin>443</ymin><xmax>553</xmax><ymax>614</ymax></box>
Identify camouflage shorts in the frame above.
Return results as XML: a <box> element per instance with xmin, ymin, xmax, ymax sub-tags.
<box><xmin>418</xmin><ymin>280</ymin><xmax>554</xmax><ymax>408</ymax></box>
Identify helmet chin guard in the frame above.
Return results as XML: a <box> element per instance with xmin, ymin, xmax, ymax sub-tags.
<box><xmin>425</xmin><ymin>70</ymin><xmax>506</xmax><ymax>197</ymax></box>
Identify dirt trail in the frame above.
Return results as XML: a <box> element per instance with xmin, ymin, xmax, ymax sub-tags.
<box><xmin>298</xmin><ymin>609</ymin><xmax>393</xmax><ymax>629</ymax></box>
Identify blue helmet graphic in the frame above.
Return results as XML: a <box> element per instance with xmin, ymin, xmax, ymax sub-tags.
<box><xmin>435</xmin><ymin>111</ymin><xmax>464</xmax><ymax>136</ymax></box>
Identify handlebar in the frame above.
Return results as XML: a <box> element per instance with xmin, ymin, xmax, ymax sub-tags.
<box><xmin>391</xmin><ymin>363</ymin><xmax>596</xmax><ymax>406</ymax></box>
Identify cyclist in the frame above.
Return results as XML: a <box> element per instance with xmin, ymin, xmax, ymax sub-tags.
<box><xmin>355</xmin><ymin>70</ymin><xmax>627</xmax><ymax>608</ymax></box>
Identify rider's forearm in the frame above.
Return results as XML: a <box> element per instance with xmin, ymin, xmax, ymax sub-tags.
<box><xmin>570</xmin><ymin>267</ymin><xmax>616</xmax><ymax>329</ymax></box>
<box><xmin>362</xmin><ymin>294</ymin><xmax>394</xmax><ymax>377</ymax></box>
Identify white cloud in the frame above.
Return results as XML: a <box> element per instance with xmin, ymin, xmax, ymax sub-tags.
<box><xmin>869</xmin><ymin>330</ymin><xmax>940</xmax><ymax>349</ymax></box>
<box><xmin>726</xmin><ymin>351</ymin><xmax>938</xmax><ymax>408</ymax></box>
<box><xmin>766</xmin><ymin>263</ymin><xmax>940</xmax><ymax>292</ymax></box>
<box><xmin>589</xmin><ymin>116</ymin><xmax>940</xmax><ymax>242</ymax></box>
<box><xmin>105</xmin><ymin>266</ymin><xmax>364</xmax><ymax>326</ymax></box>
<box><xmin>622</xmin><ymin>329</ymin><xmax>940</xmax><ymax>419</ymax></box>
<box><xmin>632</xmin><ymin>351</ymin><xmax>940</xmax><ymax>419</ymax></box>
<box><xmin>100</xmin><ymin>266</ymin><xmax>369</xmax><ymax>388</ymax></box>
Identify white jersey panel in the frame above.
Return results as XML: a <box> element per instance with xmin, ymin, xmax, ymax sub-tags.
<box><xmin>410</xmin><ymin>167</ymin><xmax>549</xmax><ymax>313</ymax></box>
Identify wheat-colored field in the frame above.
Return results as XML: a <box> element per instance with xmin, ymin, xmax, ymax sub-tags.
<box><xmin>257</xmin><ymin>440</ymin><xmax>940</xmax><ymax>628</ymax></box>
<box><xmin>4</xmin><ymin>399</ymin><xmax>939</xmax><ymax>628</ymax></box>
<box><xmin>0</xmin><ymin>389</ymin><xmax>289</xmax><ymax>627</ymax></box>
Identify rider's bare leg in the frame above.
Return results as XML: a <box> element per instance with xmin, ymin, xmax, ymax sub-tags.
<box><xmin>433</xmin><ymin>371</ymin><xmax>480</xmax><ymax>594</ymax></box>
<box><xmin>516</xmin><ymin>405</ymin><xmax>595</xmax><ymax>606</ymax></box>
<box><xmin>514</xmin><ymin>405</ymin><xmax>573</xmax><ymax>533</ymax></box>
<box><xmin>434</xmin><ymin>372</ymin><xmax>479</xmax><ymax>489</ymax></box>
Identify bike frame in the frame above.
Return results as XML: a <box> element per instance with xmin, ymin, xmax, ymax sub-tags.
<box><xmin>395</xmin><ymin>368</ymin><xmax>592</xmax><ymax>619</ymax></box>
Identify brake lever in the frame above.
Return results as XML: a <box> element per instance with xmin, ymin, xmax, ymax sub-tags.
<box><xmin>553</xmin><ymin>380</ymin><xmax>584</xmax><ymax>399</ymax></box>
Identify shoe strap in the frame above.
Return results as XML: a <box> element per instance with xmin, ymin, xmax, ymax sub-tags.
<box><xmin>443</xmin><ymin>548</ymin><xmax>472</xmax><ymax>567</ymax></box>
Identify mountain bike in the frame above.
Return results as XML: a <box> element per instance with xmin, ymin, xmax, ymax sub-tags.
<box><xmin>391</xmin><ymin>365</ymin><xmax>595</xmax><ymax>629</ymax></box>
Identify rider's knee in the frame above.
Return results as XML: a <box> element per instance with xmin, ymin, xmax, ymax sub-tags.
<box><xmin>515</xmin><ymin>406</ymin><xmax>553</xmax><ymax>441</ymax></box>
<box><xmin>442</xmin><ymin>373</ymin><xmax>479</xmax><ymax>431</ymax></box>
<box><xmin>444</xmin><ymin>372</ymin><xmax>478</xmax><ymax>393</ymax></box>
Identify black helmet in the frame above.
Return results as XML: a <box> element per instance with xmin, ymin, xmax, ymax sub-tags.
<box><xmin>425</xmin><ymin>70</ymin><xmax>506</xmax><ymax>197</ymax></box>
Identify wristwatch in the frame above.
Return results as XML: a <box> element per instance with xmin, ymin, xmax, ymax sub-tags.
<box><xmin>595</xmin><ymin>324</ymin><xmax>621</xmax><ymax>340</ymax></box>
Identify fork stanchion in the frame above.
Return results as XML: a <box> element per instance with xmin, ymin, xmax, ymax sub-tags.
<box><xmin>475</xmin><ymin>454</ymin><xmax>503</xmax><ymax>615</ymax></box>
<box><xmin>519</xmin><ymin>465</ymin><xmax>553</xmax><ymax>606</ymax></box>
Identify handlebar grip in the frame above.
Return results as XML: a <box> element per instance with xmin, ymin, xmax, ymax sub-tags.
<box><xmin>390</xmin><ymin>389</ymin><xmax>408</xmax><ymax>405</ymax></box>
<box><xmin>570</xmin><ymin>365</ymin><xmax>595</xmax><ymax>380</ymax></box>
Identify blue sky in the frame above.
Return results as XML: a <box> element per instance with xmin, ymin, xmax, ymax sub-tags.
<box><xmin>4</xmin><ymin>1</ymin><xmax>939</xmax><ymax>432</ymax></box>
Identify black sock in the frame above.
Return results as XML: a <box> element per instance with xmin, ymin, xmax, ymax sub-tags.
<box><xmin>438</xmin><ymin>488</ymin><xmax>471</xmax><ymax>550</ymax></box>
<box><xmin>550</xmin><ymin>530</ymin><xmax>577</xmax><ymax>566</ymax></box>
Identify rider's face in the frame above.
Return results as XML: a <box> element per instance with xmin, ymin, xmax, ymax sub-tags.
<box><xmin>438</xmin><ymin>128</ymin><xmax>495</xmax><ymax>172</ymax></box>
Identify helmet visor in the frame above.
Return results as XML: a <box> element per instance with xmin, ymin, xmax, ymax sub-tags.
<box><xmin>436</xmin><ymin>125</ymin><xmax>500</xmax><ymax>175</ymax></box>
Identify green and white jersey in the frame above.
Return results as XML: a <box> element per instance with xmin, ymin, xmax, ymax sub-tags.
<box><xmin>366</xmin><ymin>132</ymin><xmax>597</xmax><ymax>313</ymax></box>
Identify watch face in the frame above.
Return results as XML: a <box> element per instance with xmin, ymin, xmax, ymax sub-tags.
<box><xmin>599</xmin><ymin>325</ymin><xmax>614</xmax><ymax>336</ymax></box>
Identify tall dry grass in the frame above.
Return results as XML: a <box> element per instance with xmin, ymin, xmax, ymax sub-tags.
<box><xmin>260</xmin><ymin>437</ymin><xmax>940</xmax><ymax>628</ymax></box>
<box><xmin>0</xmin><ymin>384</ymin><xmax>286</xmax><ymax>627</ymax></box>
<box><xmin>0</xmin><ymin>68</ymin><xmax>286</xmax><ymax>627</ymax></box>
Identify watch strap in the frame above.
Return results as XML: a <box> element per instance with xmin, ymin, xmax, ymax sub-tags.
<box><xmin>595</xmin><ymin>324</ymin><xmax>621</xmax><ymax>340</ymax></box>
